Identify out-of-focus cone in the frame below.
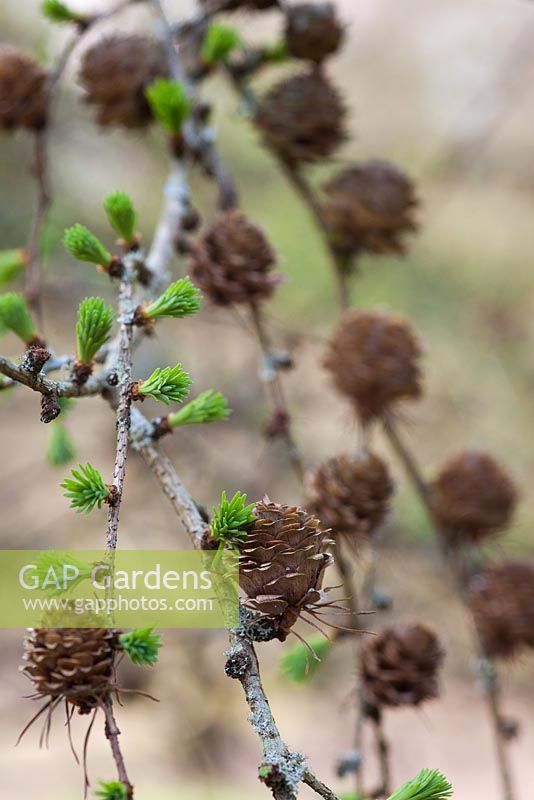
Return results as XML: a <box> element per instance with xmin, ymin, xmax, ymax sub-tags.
<box><xmin>0</xmin><ymin>47</ymin><xmax>47</xmax><ymax>132</ymax></box>
<box><xmin>431</xmin><ymin>451</ymin><xmax>517</xmax><ymax>546</ymax></box>
<box><xmin>323</xmin><ymin>309</ymin><xmax>422</xmax><ymax>421</ymax></box>
<box><xmin>256</xmin><ymin>70</ymin><xmax>347</xmax><ymax>164</ymax></box>
<box><xmin>79</xmin><ymin>35</ymin><xmax>168</xmax><ymax>130</ymax></box>
<box><xmin>305</xmin><ymin>450</ymin><xmax>394</xmax><ymax>539</ymax></box>
<box><xmin>285</xmin><ymin>3</ymin><xmax>344</xmax><ymax>63</ymax></box>
<box><xmin>189</xmin><ymin>211</ymin><xmax>281</xmax><ymax>306</ymax></box>
<box><xmin>322</xmin><ymin>161</ymin><xmax>419</xmax><ymax>258</ymax></box>
<box><xmin>469</xmin><ymin>562</ymin><xmax>534</xmax><ymax>659</ymax></box>
<box><xmin>361</xmin><ymin>623</ymin><xmax>444</xmax><ymax>710</ymax></box>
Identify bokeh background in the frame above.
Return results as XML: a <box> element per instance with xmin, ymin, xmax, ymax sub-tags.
<box><xmin>1</xmin><ymin>0</ymin><xmax>534</xmax><ymax>797</ymax></box>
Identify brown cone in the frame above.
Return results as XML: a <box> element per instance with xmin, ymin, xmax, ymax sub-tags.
<box><xmin>469</xmin><ymin>562</ymin><xmax>534</xmax><ymax>659</ymax></box>
<box><xmin>22</xmin><ymin>627</ymin><xmax>120</xmax><ymax>714</ymax></box>
<box><xmin>256</xmin><ymin>70</ymin><xmax>347</xmax><ymax>164</ymax></box>
<box><xmin>79</xmin><ymin>35</ymin><xmax>168</xmax><ymax>130</ymax></box>
<box><xmin>285</xmin><ymin>3</ymin><xmax>344</xmax><ymax>63</ymax></box>
<box><xmin>322</xmin><ymin>160</ymin><xmax>419</xmax><ymax>258</ymax></box>
<box><xmin>0</xmin><ymin>47</ymin><xmax>47</xmax><ymax>132</ymax></box>
<box><xmin>361</xmin><ymin>623</ymin><xmax>444</xmax><ymax>710</ymax></box>
<box><xmin>323</xmin><ymin>309</ymin><xmax>422</xmax><ymax>421</ymax></box>
<box><xmin>189</xmin><ymin>211</ymin><xmax>281</xmax><ymax>306</ymax></box>
<box><xmin>306</xmin><ymin>451</ymin><xmax>394</xmax><ymax>539</ymax></box>
<box><xmin>238</xmin><ymin>500</ymin><xmax>334</xmax><ymax>640</ymax></box>
<box><xmin>431</xmin><ymin>451</ymin><xmax>517</xmax><ymax>546</ymax></box>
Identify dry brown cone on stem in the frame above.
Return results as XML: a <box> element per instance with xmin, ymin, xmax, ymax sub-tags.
<box><xmin>323</xmin><ymin>309</ymin><xmax>422</xmax><ymax>422</ymax></box>
<box><xmin>256</xmin><ymin>70</ymin><xmax>347</xmax><ymax>164</ymax></box>
<box><xmin>430</xmin><ymin>451</ymin><xmax>517</xmax><ymax>547</ymax></box>
<box><xmin>238</xmin><ymin>500</ymin><xmax>336</xmax><ymax>641</ymax></box>
<box><xmin>322</xmin><ymin>160</ymin><xmax>419</xmax><ymax>259</ymax></box>
<box><xmin>285</xmin><ymin>3</ymin><xmax>344</xmax><ymax>63</ymax></box>
<box><xmin>79</xmin><ymin>35</ymin><xmax>168</xmax><ymax>130</ymax></box>
<box><xmin>21</xmin><ymin>627</ymin><xmax>120</xmax><ymax>717</ymax></box>
<box><xmin>305</xmin><ymin>451</ymin><xmax>394</xmax><ymax>540</ymax></box>
<box><xmin>361</xmin><ymin>623</ymin><xmax>444</xmax><ymax>711</ymax></box>
<box><xmin>0</xmin><ymin>47</ymin><xmax>48</xmax><ymax>132</ymax></box>
<box><xmin>188</xmin><ymin>210</ymin><xmax>281</xmax><ymax>306</ymax></box>
<box><xmin>469</xmin><ymin>562</ymin><xmax>534</xmax><ymax>659</ymax></box>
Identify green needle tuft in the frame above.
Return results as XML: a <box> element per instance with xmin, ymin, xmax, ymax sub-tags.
<box><xmin>41</xmin><ymin>0</ymin><xmax>78</xmax><ymax>22</ymax></box>
<box><xmin>0</xmin><ymin>292</ymin><xmax>37</xmax><ymax>343</ymax></box>
<box><xmin>388</xmin><ymin>769</ymin><xmax>453</xmax><ymax>800</ymax></box>
<box><xmin>76</xmin><ymin>297</ymin><xmax>114</xmax><ymax>364</ymax></box>
<box><xmin>280</xmin><ymin>635</ymin><xmax>332</xmax><ymax>683</ymax></box>
<box><xmin>94</xmin><ymin>781</ymin><xmax>128</xmax><ymax>800</ymax></box>
<box><xmin>211</xmin><ymin>491</ymin><xmax>256</xmax><ymax>545</ymax></box>
<box><xmin>104</xmin><ymin>191</ymin><xmax>137</xmax><ymax>244</ymax></box>
<box><xmin>63</xmin><ymin>224</ymin><xmax>112</xmax><ymax>267</ymax></box>
<box><xmin>46</xmin><ymin>423</ymin><xmax>76</xmax><ymax>467</ymax></box>
<box><xmin>32</xmin><ymin>551</ymin><xmax>93</xmax><ymax>596</ymax></box>
<box><xmin>202</xmin><ymin>23</ymin><xmax>241</xmax><ymax>65</ymax></box>
<box><xmin>168</xmin><ymin>389</ymin><xmax>230</xmax><ymax>428</ymax></box>
<box><xmin>120</xmin><ymin>627</ymin><xmax>162</xmax><ymax>666</ymax></box>
<box><xmin>61</xmin><ymin>463</ymin><xmax>111</xmax><ymax>514</ymax></box>
<box><xmin>145</xmin><ymin>79</ymin><xmax>191</xmax><ymax>134</ymax></box>
<box><xmin>265</xmin><ymin>40</ymin><xmax>289</xmax><ymax>63</ymax></box>
<box><xmin>136</xmin><ymin>364</ymin><xmax>192</xmax><ymax>405</ymax></box>
<box><xmin>142</xmin><ymin>277</ymin><xmax>201</xmax><ymax>321</ymax></box>
<box><xmin>0</xmin><ymin>248</ymin><xmax>27</xmax><ymax>285</ymax></box>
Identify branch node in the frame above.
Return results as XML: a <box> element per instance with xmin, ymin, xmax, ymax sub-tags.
<box><xmin>21</xmin><ymin>345</ymin><xmax>51</xmax><ymax>375</ymax></box>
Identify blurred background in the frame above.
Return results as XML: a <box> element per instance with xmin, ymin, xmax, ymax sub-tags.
<box><xmin>1</xmin><ymin>0</ymin><xmax>534</xmax><ymax>797</ymax></box>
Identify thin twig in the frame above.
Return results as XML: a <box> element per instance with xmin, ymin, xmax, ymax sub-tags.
<box><xmin>0</xmin><ymin>355</ymin><xmax>109</xmax><ymax>397</ymax></box>
<box><xmin>102</xmin><ymin>698</ymin><xmax>134</xmax><ymax>799</ymax></box>
<box><xmin>146</xmin><ymin>159</ymin><xmax>190</xmax><ymax>293</ymax></box>
<box><xmin>249</xmin><ymin>303</ymin><xmax>304</xmax><ymax>483</ymax></box>
<box><xmin>371</xmin><ymin>714</ymin><xmax>391</xmax><ymax>798</ymax></box>
<box><xmin>106</xmin><ymin>263</ymin><xmax>135</xmax><ymax>551</ymax></box>
<box><xmin>481</xmin><ymin>658</ymin><xmax>515</xmax><ymax>800</ymax></box>
<box><xmin>131</xmin><ymin>414</ymin><xmax>207</xmax><ymax>547</ymax></box>
<box><xmin>23</xmin><ymin>0</ymin><xmax>136</xmax><ymax>317</ymax></box>
<box><xmin>383</xmin><ymin>416</ymin><xmax>516</xmax><ymax>800</ymax></box>
<box><xmin>334</xmin><ymin>540</ymin><xmax>366</xmax><ymax>796</ymax></box>
<box><xmin>149</xmin><ymin>0</ymin><xmax>191</xmax><ymax>87</ymax></box>
<box><xmin>226</xmin><ymin>627</ymin><xmax>306</xmax><ymax>800</ymax></box>
<box><xmin>303</xmin><ymin>768</ymin><xmax>341</xmax><ymax>800</ymax></box>
<box><xmin>25</xmin><ymin>130</ymin><xmax>50</xmax><ymax>319</ymax></box>
<box><xmin>23</xmin><ymin>32</ymin><xmax>79</xmax><ymax>317</ymax></box>
<box><xmin>276</xmin><ymin>162</ymin><xmax>351</xmax><ymax>312</ymax></box>
<box><xmin>382</xmin><ymin>418</ymin><xmax>431</xmax><ymax>511</ymax></box>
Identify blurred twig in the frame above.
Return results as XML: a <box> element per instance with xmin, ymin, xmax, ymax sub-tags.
<box><xmin>224</xmin><ymin>62</ymin><xmax>353</xmax><ymax>311</ymax></box>
<box><xmin>24</xmin><ymin>0</ymin><xmax>138</xmax><ymax>321</ymax></box>
<box><xmin>383</xmin><ymin>417</ymin><xmax>516</xmax><ymax>800</ymax></box>
<box><xmin>249</xmin><ymin>302</ymin><xmax>304</xmax><ymax>482</ymax></box>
